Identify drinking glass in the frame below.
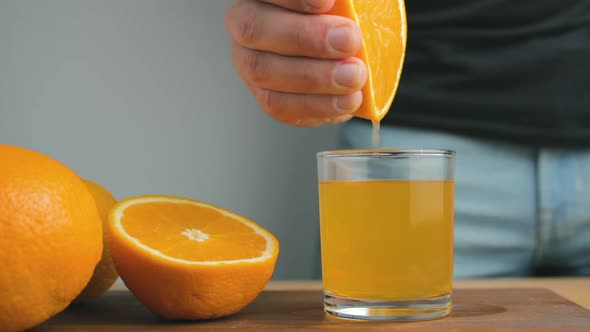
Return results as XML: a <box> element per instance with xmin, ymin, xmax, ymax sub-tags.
<box><xmin>317</xmin><ymin>149</ymin><xmax>455</xmax><ymax>321</ymax></box>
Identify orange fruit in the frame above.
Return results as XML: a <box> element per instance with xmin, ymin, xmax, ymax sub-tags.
<box><xmin>0</xmin><ymin>144</ymin><xmax>102</xmax><ymax>332</ymax></box>
<box><xmin>108</xmin><ymin>195</ymin><xmax>279</xmax><ymax>320</ymax></box>
<box><xmin>328</xmin><ymin>0</ymin><xmax>407</xmax><ymax>122</ymax></box>
<box><xmin>74</xmin><ymin>179</ymin><xmax>119</xmax><ymax>302</ymax></box>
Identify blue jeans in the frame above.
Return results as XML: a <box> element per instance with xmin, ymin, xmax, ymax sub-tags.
<box><xmin>338</xmin><ymin>121</ymin><xmax>590</xmax><ymax>279</ymax></box>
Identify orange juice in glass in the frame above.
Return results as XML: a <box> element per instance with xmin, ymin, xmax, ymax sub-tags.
<box><xmin>317</xmin><ymin>149</ymin><xmax>455</xmax><ymax>321</ymax></box>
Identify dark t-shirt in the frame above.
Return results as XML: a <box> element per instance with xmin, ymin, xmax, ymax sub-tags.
<box><xmin>382</xmin><ymin>0</ymin><xmax>590</xmax><ymax>147</ymax></box>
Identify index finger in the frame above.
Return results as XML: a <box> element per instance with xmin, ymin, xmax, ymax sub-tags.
<box><xmin>258</xmin><ymin>0</ymin><xmax>335</xmax><ymax>13</ymax></box>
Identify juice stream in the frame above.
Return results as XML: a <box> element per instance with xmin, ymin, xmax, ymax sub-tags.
<box><xmin>371</xmin><ymin>120</ymin><xmax>381</xmax><ymax>147</ymax></box>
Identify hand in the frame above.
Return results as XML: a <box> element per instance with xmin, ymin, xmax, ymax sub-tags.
<box><xmin>225</xmin><ymin>0</ymin><xmax>367</xmax><ymax>127</ymax></box>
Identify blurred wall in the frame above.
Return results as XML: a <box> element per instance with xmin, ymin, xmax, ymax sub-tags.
<box><xmin>0</xmin><ymin>0</ymin><xmax>343</xmax><ymax>279</ymax></box>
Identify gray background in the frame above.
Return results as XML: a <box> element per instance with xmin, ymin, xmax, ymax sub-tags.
<box><xmin>0</xmin><ymin>0</ymin><xmax>351</xmax><ymax>280</ymax></box>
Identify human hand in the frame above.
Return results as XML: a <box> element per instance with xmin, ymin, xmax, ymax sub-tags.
<box><xmin>225</xmin><ymin>0</ymin><xmax>367</xmax><ymax>127</ymax></box>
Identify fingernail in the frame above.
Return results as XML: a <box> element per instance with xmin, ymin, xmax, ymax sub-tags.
<box><xmin>333</xmin><ymin>62</ymin><xmax>361</xmax><ymax>88</ymax></box>
<box><xmin>334</xmin><ymin>91</ymin><xmax>363</xmax><ymax>113</ymax></box>
<box><xmin>327</xmin><ymin>26</ymin><xmax>357</xmax><ymax>54</ymax></box>
<box><xmin>304</xmin><ymin>0</ymin><xmax>328</xmax><ymax>11</ymax></box>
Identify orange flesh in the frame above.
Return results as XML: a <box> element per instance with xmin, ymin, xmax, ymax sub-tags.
<box><xmin>328</xmin><ymin>0</ymin><xmax>407</xmax><ymax>122</ymax></box>
<box><xmin>120</xmin><ymin>202</ymin><xmax>267</xmax><ymax>261</ymax></box>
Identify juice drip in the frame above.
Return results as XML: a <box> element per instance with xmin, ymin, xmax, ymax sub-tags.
<box><xmin>371</xmin><ymin>120</ymin><xmax>381</xmax><ymax>147</ymax></box>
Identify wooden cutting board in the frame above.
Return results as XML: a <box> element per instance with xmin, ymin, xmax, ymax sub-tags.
<box><xmin>33</xmin><ymin>288</ymin><xmax>590</xmax><ymax>331</ymax></box>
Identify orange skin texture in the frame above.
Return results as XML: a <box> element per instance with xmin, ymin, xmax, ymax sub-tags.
<box><xmin>74</xmin><ymin>179</ymin><xmax>119</xmax><ymax>302</ymax></box>
<box><xmin>0</xmin><ymin>144</ymin><xmax>102</xmax><ymax>332</ymax></box>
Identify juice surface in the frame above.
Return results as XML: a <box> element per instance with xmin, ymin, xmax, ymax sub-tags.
<box><xmin>318</xmin><ymin>179</ymin><xmax>454</xmax><ymax>300</ymax></box>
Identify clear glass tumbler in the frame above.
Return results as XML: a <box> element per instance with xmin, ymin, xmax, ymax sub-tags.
<box><xmin>317</xmin><ymin>149</ymin><xmax>455</xmax><ymax>321</ymax></box>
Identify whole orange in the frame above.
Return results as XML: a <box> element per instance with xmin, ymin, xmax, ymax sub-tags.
<box><xmin>74</xmin><ymin>179</ymin><xmax>119</xmax><ymax>302</ymax></box>
<box><xmin>0</xmin><ymin>144</ymin><xmax>103</xmax><ymax>332</ymax></box>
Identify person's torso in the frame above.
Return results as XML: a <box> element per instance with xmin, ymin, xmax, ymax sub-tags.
<box><xmin>383</xmin><ymin>0</ymin><xmax>590</xmax><ymax>147</ymax></box>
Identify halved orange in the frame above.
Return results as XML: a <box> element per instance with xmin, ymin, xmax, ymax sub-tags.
<box><xmin>329</xmin><ymin>0</ymin><xmax>407</xmax><ymax>122</ymax></box>
<box><xmin>108</xmin><ymin>195</ymin><xmax>279</xmax><ymax>320</ymax></box>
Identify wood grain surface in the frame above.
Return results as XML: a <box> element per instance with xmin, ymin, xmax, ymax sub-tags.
<box><xmin>264</xmin><ymin>278</ymin><xmax>590</xmax><ymax>309</ymax></box>
<box><xmin>34</xmin><ymin>288</ymin><xmax>590</xmax><ymax>331</ymax></box>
